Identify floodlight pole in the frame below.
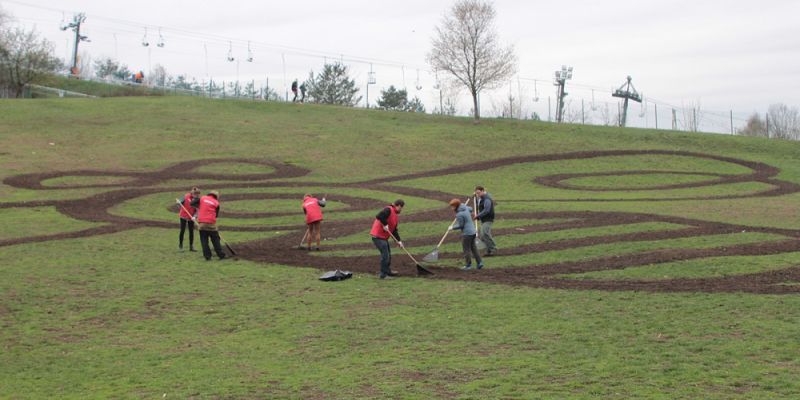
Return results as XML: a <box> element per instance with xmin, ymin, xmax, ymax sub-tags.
<box><xmin>612</xmin><ymin>76</ymin><xmax>642</xmax><ymax>127</ymax></box>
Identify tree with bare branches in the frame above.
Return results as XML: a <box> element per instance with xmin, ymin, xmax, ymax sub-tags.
<box><xmin>0</xmin><ymin>27</ymin><xmax>61</xmax><ymax>97</ymax></box>
<box><xmin>427</xmin><ymin>0</ymin><xmax>516</xmax><ymax>122</ymax></box>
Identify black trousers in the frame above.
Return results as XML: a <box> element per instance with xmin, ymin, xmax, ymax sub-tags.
<box><xmin>199</xmin><ymin>229</ymin><xmax>225</xmax><ymax>260</ymax></box>
<box><xmin>179</xmin><ymin>218</ymin><xmax>195</xmax><ymax>248</ymax></box>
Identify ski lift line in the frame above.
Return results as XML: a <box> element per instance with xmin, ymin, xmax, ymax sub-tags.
<box><xmin>15</xmin><ymin>0</ymin><xmax>430</xmax><ymax>71</ymax></box>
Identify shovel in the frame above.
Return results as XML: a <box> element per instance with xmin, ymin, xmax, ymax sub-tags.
<box><xmin>386</xmin><ymin>230</ymin><xmax>433</xmax><ymax>276</ymax></box>
<box><xmin>422</xmin><ymin>197</ymin><xmax>471</xmax><ymax>263</ymax></box>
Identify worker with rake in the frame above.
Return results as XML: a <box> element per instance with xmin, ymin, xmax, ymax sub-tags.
<box><xmin>370</xmin><ymin>199</ymin><xmax>405</xmax><ymax>279</ymax></box>
<box><xmin>474</xmin><ymin>185</ymin><xmax>497</xmax><ymax>256</ymax></box>
<box><xmin>196</xmin><ymin>190</ymin><xmax>227</xmax><ymax>261</ymax></box>
<box><xmin>301</xmin><ymin>194</ymin><xmax>327</xmax><ymax>250</ymax></box>
<box><xmin>449</xmin><ymin>198</ymin><xmax>484</xmax><ymax>270</ymax></box>
<box><xmin>178</xmin><ymin>186</ymin><xmax>201</xmax><ymax>252</ymax></box>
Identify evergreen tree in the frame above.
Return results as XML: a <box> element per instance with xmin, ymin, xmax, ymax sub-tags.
<box><xmin>305</xmin><ymin>62</ymin><xmax>361</xmax><ymax>106</ymax></box>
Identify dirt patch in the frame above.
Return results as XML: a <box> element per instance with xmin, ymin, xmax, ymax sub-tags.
<box><xmin>3</xmin><ymin>150</ymin><xmax>800</xmax><ymax>294</ymax></box>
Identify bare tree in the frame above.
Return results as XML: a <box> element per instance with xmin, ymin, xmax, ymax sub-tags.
<box><xmin>149</xmin><ymin>64</ymin><xmax>168</xmax><ymax>87</ymax></box>
<box><xmin>766</xmin><ymin>103</ymin><xmax>800</xmax><ymax>140</ymax></box>
<box><xmin>427</xmin><ymin>0</ymin><xmax>516</xmax><ymax>122</ymax></box>
<box><xmin>0</xmin><ymin>27</ymin><xmax>61</xmax><ymax>97</ymax></box>
<box><xmin>681</xmin><ymin>101</ymin><xmax>703</xmax><ymax>132</ymax></box>
<box><xmin>737</xmin><ymin>113</ymin><xmax>768</xmax><ymax>137</ymax></box>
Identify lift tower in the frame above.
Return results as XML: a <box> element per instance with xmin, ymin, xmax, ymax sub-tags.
<box><xmin>61</xmin><ymin>13</ymin><xmax>89</xmax><ymax>76</ymax></box>
<box><xmin>553</xmin><ymin>65</ymin><xmax>573</xmax><ymax>123</ymax></box>
<box><xmin>612</xmin><ymin>75</ymin><xmax>642</xmax><ymax>127</ymax></box>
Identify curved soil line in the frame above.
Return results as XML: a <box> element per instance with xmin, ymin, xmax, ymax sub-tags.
<box><xmin>4</xmin><ymin>151</ymin><xmax>800</xmax><ymax>294</ymax></box>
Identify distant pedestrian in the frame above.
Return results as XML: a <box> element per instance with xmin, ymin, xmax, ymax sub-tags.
<box><xmin>196</xmin><ymin>190</ymin><xmax>227</xmax><ymax>261</ymax></box>
<box><xmin>370</xmin><ymin>199</ymin><xmax>405</xmax><ymax>279</ymax></box>
<box><xmin>449</xmin><ymin>198</ymin><xmax>483</xmax><ymax>270</ymax></box>
<box><xmin>178</xmin><ymin>186</ymin><xmax>201</xmax><ymax>252</ymax></box>
<box><xmin>473</xmin><ymin>185</ymin><xmax>497</xmax><ymax>256</ymax></box>
<box><xmin>300</xmin><ymin>82</ymin><xmax>307</xmax><ymax>103</ymax></box>
<box><xmin>302</xmin><ymin>194</ymin><xmax>327</xmax><ymax>250</ymax></box>
<box><xmin>291</xmin><ymin>79</ymin><xmax>299</xmax><ymax>102</ymax></box>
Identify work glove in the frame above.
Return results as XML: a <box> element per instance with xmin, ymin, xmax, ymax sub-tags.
<box><xmin>383</xmin><ymin>225</ymin><xmax>390</xmax><ymax>232</ymax></box>
<box><xmin>397</xmin><ymin>241</ymin><xmax>404</xmax><ymax>248</ymax></box>
<box><xmin>447</xmin><ymin>226</ymin><xmax>455</xmax><ymax>231</ymax></box>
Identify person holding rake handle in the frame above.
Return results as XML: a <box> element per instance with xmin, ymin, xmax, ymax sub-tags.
<box><xmin>449</xmin><ymin>198</ymin><xmax>484</xmax><ymax>270</ymax></box>
<box><xmin>370</xmin><ymin>199</ymin><xmax>405</xmax><ymax>279</ymax></box>
<box><xmin>301</xmin><ymin>194</ymin><xmax>327</xmax><ymax>250</ymax></box>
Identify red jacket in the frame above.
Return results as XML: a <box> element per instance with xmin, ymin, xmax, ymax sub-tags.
<box><xmin>303</xmin><ymin>196</ymin><xmax>323</xmax><ymax>224</ymax></box>
<box><xmin>179</xmin><ymin>193</ymin><xmax>196</xmax><ymax>220</ymax></box>
<box><xmin>197</xmin><ymin>195</ymin><xmax>220</xmax><ymax>224</ymax></box>
<box><xmin>370</xmin><ymin>205</ymin><xmax>398</xmax><ymax>240</ymax></box>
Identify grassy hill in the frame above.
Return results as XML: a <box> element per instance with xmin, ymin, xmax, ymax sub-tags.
<box><xmin>2</xmin><ymin>97</ymin><xmax>800</xmax><ymax>398</ymax></box>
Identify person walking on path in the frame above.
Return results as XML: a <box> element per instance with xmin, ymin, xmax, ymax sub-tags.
<box><xmin>178</xmin><ymin>187</ymin><xmax>201</xmax><ymax>252</ymax></box>
<box><xmin>299</xmin><ymin>82</ymin><xmax>307</xmax><ymax>103</ymax></box>
<box><xmin>449</xmin><ymin>198</ymin><xmax>484</xmax><ymax>270</ymax></box>
<box><xmin>302</xmin><ymin>194</ymin><xmax>327</xmax><ymax>250</ymax></box>
<box><xmin>291</xmin><ymin>79</ymin><xmax>299</xmax><ymax>102</ymax></box>
<box><xmin>370</xmin><ymin>199</ymin><xmax>405</xmax><ymax>279</ymax></box>
<box><xmin>473</xmin><ymin>185</ymin><xmax>497</xmax><ymax>256</ymax></box>
<box><xmin>196</xmin><ymin>190</ymin><xmax>227</xmax><ymax>261</ymax></box>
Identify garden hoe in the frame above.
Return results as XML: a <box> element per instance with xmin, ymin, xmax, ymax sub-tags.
<box><xmin>387</xmin><ymin>231</ymin><xmax>433</xmax><ymax>276</ymax></box>
<box><xmin>176</xmin><ymin>199</ymin><xmax>237</xmax><ymax>256</ymax></box>
<box><xmin>422</xmin><ymin>197</ymin><xmax>471</xmax><ymax>263</ymax></box>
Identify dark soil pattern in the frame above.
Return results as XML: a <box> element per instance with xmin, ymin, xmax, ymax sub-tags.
<box><xmin>4</xmin><ymin>150</ymin><xmax>800</xmax><ymax>294</ymax></box>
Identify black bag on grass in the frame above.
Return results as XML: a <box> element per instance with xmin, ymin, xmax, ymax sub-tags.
<box><xmin>319</xmin><ymin>270</ymin><xmax>353</xmax><ymax>282</ymax></box>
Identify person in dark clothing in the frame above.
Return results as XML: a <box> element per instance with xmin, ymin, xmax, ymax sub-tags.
<box><xmin>178</xmin><ymin>187</ymin><xmax>201</xmax><ymax>252</ymax></box>
<box><xmin>449</xmin><ymin>198</ymin><xmax>483</xmax><ymax>270</ymax></box>
<box><xmin>473</xmin><ymin>185</ymin><xmax>497</xmax><ymax>256</ymax></box>
<box><xmin>195</xmin><ymin>190</ymin><xmax>226</xmax><ymax>261</ymax></box>
<box><xmin>369</xmin><ymin>199</ymin><xmax>405</xmax><ymax>279</ymax></box>
<box><xmin>299</xmin><ymin>82</ymin><xmax>307</xmax><ymax>103</ymax></box>
<box><xmin>291</xmin><ymin>80</ymin><xmax>299</xmax><ymax>102</ymax></box>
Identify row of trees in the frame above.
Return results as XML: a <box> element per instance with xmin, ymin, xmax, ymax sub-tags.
<box><xmin>738</xmin><ymin>104</ymin><xmax>800</xmax><ymax>140</ymax></box>
<box><xmin>0</xmin><ymin>6</ymin><xmax>63</xmax><ymax>97</ymax></box>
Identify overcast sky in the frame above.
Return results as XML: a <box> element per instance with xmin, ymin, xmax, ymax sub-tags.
<box><xmin>3</xmin><ymin>0</ymin><xmax>799</xmax><ymax>131</ymax></box>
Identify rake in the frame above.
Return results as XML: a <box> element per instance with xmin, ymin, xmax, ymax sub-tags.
<box><xmin>422</xmin><ymin>197</ymin><xmax>471</xmax><ymax>263</ymax></box>
<box><xmin>386</xmin><ymin>230</ymin><xmax>433</xmax><ymax>276</ymax></box>
<box><xmin>473</xmin><ymin>196</ymin><xmax>486</xmax><ymax>250</ymax></box>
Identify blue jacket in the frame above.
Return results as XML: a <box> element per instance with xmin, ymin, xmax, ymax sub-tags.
<box><xmin>451</xmin><ymin>204</ymin><xmax>477</xmax><ymax>236</ymax></box>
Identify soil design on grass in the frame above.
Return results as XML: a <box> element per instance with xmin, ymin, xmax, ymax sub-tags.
<box><xmin>4</xmin><ymin>150</ymin><xmax>800</xmax><ymax>294</ymax></box>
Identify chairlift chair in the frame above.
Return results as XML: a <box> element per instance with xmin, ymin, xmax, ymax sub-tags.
<box><xmin>157</xmin><ymin>28</ymin><xmax>165</xmax><ymax>48</ymax></box>
<box><xmin>141</xmin><ymin>27</ymin><xmax>149</xmax><ymax>47</ymax></box>
<box><xmin>227</xmin><ymin>41</ymin><xmax>235</xmax><ymax>62</ymax></box>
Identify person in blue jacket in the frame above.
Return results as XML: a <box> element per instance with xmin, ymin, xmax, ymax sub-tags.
<box><xmin>448</xmin><ymin>198</ymin><xmax>484</xmax><ymax>270</ymax></box>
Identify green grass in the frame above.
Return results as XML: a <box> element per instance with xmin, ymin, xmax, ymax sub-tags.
<box><xmin>2</xmin><ymin>96</ymin><xmax>800</xmax><ymax>398</ymax></box>
<box><xmin>1</xmin><ymin>206</ymin><xmax>104</xmax><ymax>240</ymax></box>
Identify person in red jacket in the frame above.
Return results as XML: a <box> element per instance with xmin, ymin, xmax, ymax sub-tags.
<box><xmin>302</xmin><ymin>194</ymin><xmax>327</xmax><ymax>250</ymax></box>
<box><xmin>178</xmin><ymin>187</ymin><xmax>201</xmax><ymax>252</ymax></box>
<box><xmin>370</xmin><ymin>199</ymin><xmax>404</xmax><ymax>279</ymax></box>
<box><xmin>195</xmin><ymin>190</ymin><xmax>226</xmax><ymax>261</ymax></box>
